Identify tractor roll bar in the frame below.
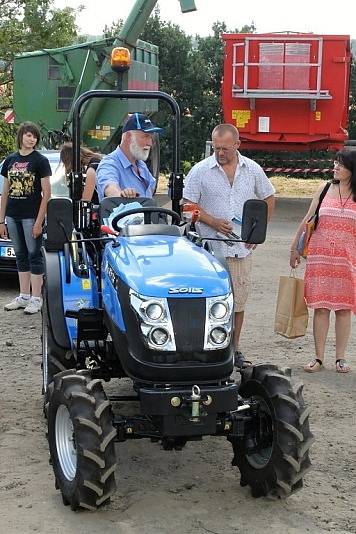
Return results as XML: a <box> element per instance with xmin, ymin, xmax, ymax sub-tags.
<box><xmin>72</xmin><ymin>90</ymin><xmax>182</xmax><ymax>211</ymax></box>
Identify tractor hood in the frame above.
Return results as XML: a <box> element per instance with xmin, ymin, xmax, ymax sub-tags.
<box><xmin>105</xmin><ymin>235</ymin><xmax>231</xmax><ymax>298</ymax></box>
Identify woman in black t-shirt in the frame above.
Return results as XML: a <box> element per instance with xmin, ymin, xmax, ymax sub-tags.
<box><xmin>0</xmin><ymin>122</ymin><xmax>51</xmax><ymax>314</ymax></box>
<box><xmin>60</xmin><ymin>142</ymin><xmax>102</xmax><ymax>204</ymax></box>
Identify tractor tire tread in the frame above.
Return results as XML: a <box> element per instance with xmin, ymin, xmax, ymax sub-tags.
<box><xmin>95</xmin><ymin>400</ymin><xmax>111</xmax><ymax>419</ymax></box>
<box><xmin>47</xmin><ymin>371</ymin><xmax>116</xmax><ymax>511</ymax></box>
<box><xmin>233</xmin><ymin>364</ymin><xmax>313</xmax><ymax>499</ymax></box>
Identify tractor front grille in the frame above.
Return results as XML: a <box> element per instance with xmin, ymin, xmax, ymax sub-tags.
<box><xmin>167</xmin><ymin>297</ymin><xmax>205</xmax><ymax>353</ymax></box>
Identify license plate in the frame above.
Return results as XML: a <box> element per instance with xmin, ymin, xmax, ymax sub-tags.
<box><xmin>1</xmin><ymin>246</ymin><xmax>16</xmax><ymax>258</ymax></box>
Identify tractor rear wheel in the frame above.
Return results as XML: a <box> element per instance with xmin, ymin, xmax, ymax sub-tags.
<box><xmin>231</xmin><ymin>364</ymin><xmax>314</xmax><ymax>498</ymax></box>
<box><xmin>47</xmin><ymin>369</ymin><xmax>117</xmax><ymax>510</ymax></box>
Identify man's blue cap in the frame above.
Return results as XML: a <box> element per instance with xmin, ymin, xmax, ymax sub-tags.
<box><xmin>122</xmin><ymin>112</ymin><xmax>164</xmax><ymax>134</ymax></box>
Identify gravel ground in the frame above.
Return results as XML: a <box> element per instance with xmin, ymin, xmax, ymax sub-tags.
<box><xmin>0</xmin><ymin>196</ymin><xmax>355</xmax><ymax>534</ymax></box>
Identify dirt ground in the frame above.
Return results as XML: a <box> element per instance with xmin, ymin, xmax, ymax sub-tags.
<box><xmin>0</xmin><ymin>195</ymin><xmax>355</xmax><ymax>534</ymax></box>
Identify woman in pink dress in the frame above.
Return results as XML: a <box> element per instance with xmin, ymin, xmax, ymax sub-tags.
<box><xmin>290</xmin><ymin>149</ymin><xmax>356</xmax><ymax>373</ymax></box>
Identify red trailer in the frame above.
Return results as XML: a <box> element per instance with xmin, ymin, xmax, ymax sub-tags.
<box><xmin>221</xmin><ymin>33</ymin><xmax>352</xmax><ymax>174</ymax></box>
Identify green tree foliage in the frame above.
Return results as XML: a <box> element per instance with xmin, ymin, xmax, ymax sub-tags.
<box><xmin>103</xmin><ymin>19</ymin><xmax>123</xmax><ymax>39</ymax></box>
<box><xmin>0</xmin><ymin>0</ymin><xmax>79</xmax><ymax>158</ymax></box>
<box><xmin>0</xmin><ymin>85</ymin><xmax>16</xmax><ymax>157</ymax></box>
<box><xmin>21</xmin><ymin>1</ymin><xmax>79</xmax><ymax>51</ymax></box>
<box><xmin>0</xmin><ymin>0</ymin><xmax>78</xmax><ymax>84</ymax></box>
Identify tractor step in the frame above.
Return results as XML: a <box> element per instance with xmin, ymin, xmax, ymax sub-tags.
<box><xmin>65</xmin><ymin>307</ymin><xmax>105</xmax><ymax>341</ymax></box>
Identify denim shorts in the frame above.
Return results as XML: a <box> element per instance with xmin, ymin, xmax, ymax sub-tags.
<box><xmin>6</xmin><ymin>217</ymin><xmax>44</xmax><ymax>275</ymax></box>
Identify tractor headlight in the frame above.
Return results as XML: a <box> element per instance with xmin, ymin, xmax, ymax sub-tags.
<box><xmin>204</xmin><ymin>293</ymin><xmax>233</xmax><ymax>350</ymax></box>
<box><xmin>150</xmin><ymin>328</ymin><xmax>169</xmax><ymax>346</ymax></box>
<box><xmin>210</xmin><ymin>302</ymin><xmax>228</xmax><ymax>320</ymax></box>
<box><xmin>145</xmin><ymin>302</ymin><xmax>164</xmax><ymax>321</ymax></box>
<box><xmin>130</xmin><ymin>291</ymin><xmax>176</xmax><ymax>351</ymax></box>
<box><xmin>210</xmin><ymin>327</ymin><xmax>228</xmax><ymax>345</ymax></box>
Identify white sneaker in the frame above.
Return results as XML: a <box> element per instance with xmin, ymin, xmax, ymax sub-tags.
<box><xmin>4</xmin><ymin>296</ymin><xmax>30</xmax><ymax>311</ymax></box>
<box><xmin>24</xmin><ymin>297</ymin><xmax>42</xmax><ymax>315</ymax></box>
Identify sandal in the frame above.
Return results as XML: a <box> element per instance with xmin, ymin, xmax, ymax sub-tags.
<box><xmin>304</xmin><ymin>358</ymin><xmax>323</xmax><ymax>373</ymax></box>
<box><xmin>335</xmin><ymin>359</ymin><xmax>351</xmax><ymax>373</ymax></box>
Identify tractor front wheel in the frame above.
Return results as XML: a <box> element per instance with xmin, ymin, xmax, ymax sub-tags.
<box><xmin>47</xmin><ymin>370</ymin><xmax>117</xmax><ymax>510</ymax></box>
<box><xmin>231</xmin><ymin>364</ymin><xmax>314</xmax><ymax>498</ymax></box>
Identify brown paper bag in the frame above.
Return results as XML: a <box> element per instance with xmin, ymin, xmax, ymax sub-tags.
<box><xmin>274</xmin><ymin>274</ymin><xmax>309</xmax><ymax>338</ymax></box>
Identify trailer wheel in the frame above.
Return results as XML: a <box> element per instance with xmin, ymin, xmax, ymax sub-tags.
<box><xmin>231</xmin><ymin>364</ymin><xmax>314</xmax><ymax>498</ymax></box>
<box><xmin>47</xmin><ymin>370</ymin><xmax>117</xmax><ymax>511</ymax></box>
<box><xmin>42</xmin><ymin>292</ymin><xmax>76</xmax><ymax>396</ymax></box>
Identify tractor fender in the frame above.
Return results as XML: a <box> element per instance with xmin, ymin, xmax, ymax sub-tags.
<box><xmin>42</xmin><ymin>248</ymin><xmax>71</xmax><ymax>350</ymax></box>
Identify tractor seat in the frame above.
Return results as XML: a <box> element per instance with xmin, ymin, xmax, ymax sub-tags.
<box><xmin>121</xmin><ymin>224</ymin><xmax>181</xmax><ymax>238</ymax></box>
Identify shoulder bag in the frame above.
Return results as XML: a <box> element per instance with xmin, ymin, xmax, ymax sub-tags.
<box><xmin>296</xmin><ymin>181</ymin><xmax>331</xmax><ymax>258</ymax></box>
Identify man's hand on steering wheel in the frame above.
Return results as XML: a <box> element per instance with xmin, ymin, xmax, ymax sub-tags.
<box><xmin>120</xmin><ymin>188</ymin><xmax>138</xmax><ymax>198</ymax></box>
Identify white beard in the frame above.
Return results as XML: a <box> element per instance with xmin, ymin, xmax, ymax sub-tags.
<box><xmin>130</xmin><ymin>136</ymin><xmax>150</xmax><ymax>161</ymax></box>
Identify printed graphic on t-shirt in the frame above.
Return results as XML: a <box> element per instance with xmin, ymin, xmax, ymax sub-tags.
<box><xmin>8</xmin><ymin>162</ymin><xmax>35</xmax><ymax>199</ymax></box>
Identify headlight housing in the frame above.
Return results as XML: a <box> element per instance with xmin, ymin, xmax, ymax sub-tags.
<box><xmin>204</xmin><ymin>293</ymin><xmax>233</xmax><ymax>350</ymax></box>
<box><xmin>130</xmin><ymin>291</ymin><xmax>176</xmax><ymax>351</ymax></box>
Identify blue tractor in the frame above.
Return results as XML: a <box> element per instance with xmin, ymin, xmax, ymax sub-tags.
<box><xmin>42</xmin><ymin>53</ymin><xmax>313</xmax><ymax>512</ymax></box>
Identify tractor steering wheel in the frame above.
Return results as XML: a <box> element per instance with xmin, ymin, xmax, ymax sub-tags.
<box><xmin>111</xmin><ymin>206</ymin><xmax>181</xmax><ymax>232</ymax></box>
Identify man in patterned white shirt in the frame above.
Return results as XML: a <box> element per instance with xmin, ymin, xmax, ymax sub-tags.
<box><xmin>183</xmin><ymin>123</ymin><xmax>275</xmax><ymax>368</ymax></box>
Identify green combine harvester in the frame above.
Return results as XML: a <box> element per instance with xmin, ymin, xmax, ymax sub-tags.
<box><xmin>13</xmin><ymin>38</ymin><xmax>158</xmax><ymax>153</ymax></box>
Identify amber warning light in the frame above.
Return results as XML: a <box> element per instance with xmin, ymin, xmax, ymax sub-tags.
<box><xmin>111</xmin><ymin>47</ymin><xmax>131</xmax><ymax>73</ymax></box>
